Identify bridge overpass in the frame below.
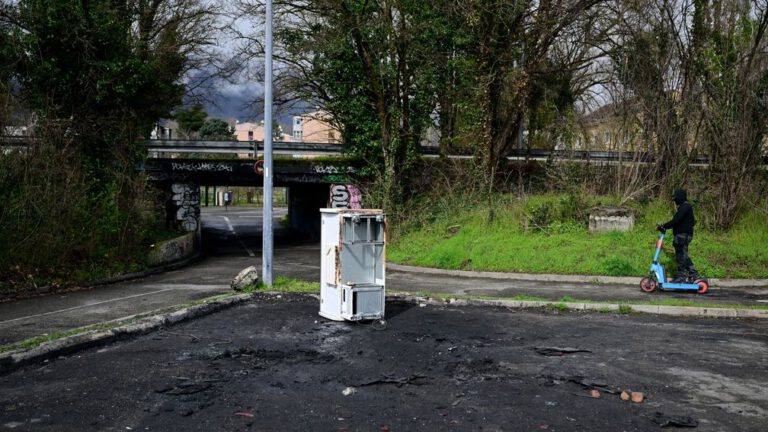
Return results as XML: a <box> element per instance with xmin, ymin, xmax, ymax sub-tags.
<box><xmin>139</xmin><ymin>141</ymin><xmax>362</xmax><ymax>240</ymax></box>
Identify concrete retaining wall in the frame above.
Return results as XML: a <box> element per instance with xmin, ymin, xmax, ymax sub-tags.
<box><xmin>147</xmin><ymin>230</ymin><xmax>199</xmax><ymax>267</ymax></box>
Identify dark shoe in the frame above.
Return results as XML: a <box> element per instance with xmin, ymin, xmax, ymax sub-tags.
<box><xmin>688</xmin><ymin>270</ymin><xmax>700</xmax><ymax>281</ymax></box>
<box><xmin>671</xmin><ymin>276</ymin><xmax>686</xmax><ymax>283</ymax></box>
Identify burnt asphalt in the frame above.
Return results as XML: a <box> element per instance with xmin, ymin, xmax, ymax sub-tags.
<box><xmin>2</xmin><ymin>293</ymin><xmax>767</xmax><ymax>431</ymax></box>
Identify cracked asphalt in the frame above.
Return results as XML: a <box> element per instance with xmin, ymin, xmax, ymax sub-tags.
<box><xmin>2</xmin><ymin>293</ymin><xmax>767</xmax><ymax>431</ymax></box>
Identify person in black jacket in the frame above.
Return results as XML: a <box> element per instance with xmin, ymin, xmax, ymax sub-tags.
<box><xmin>658</xmin><ymin>189</ymin><xmax>699</xmax><ymax>283</ymax></box>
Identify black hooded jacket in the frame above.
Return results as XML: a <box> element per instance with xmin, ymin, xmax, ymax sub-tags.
<box><xmin>662</xmin><ymin>189</ymin><xmax>695</xmax><ymax>235</ymax></box>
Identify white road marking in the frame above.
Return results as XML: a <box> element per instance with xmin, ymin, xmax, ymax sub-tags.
<box><xmin>0</xmin><ymin>289</ymin><xmax>171</xmax><ymax>325</ymax></box>
<box><xmin>140</xmin><ymin>284</ymin><xmax>230</xmax><ymax>290</ymax></box>
<box><xmin>222</xmin><ymin>216</ymin><xmax>256</xmax><ymax>257</ymax></box>
<box><xmin>0</xmin><ymin>284</ymin><xmax>230</xmax><ymax>326</ymax></box>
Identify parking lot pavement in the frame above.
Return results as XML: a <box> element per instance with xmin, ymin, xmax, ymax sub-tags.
<box><xmin>2</xmin><ymin>293</ymin><xmax>767</xmax><ymax>431</ymax></box>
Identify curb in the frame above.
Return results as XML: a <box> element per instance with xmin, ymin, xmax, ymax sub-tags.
<box><xmin>0</xmin><ymin>292</ymin><xmax>251</xmax><ymax>376</ymax></box>
<box><xmin>387</xmin><ymin>294</ymin><xmax>768</xmax><ymax>319</ymax></box>
<box><xmin>387</xmin><ymin>263</ymin><xmax>768</xmax><ymax>288</ymax></box>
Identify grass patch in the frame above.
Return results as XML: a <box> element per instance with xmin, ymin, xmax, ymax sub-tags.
<box><xmin>400</xmin><ymin>290</ymin><xmax>549</xmax><ymax>302</ymax></box>
<box><xmin>390</xmin><ymin>194</ymin><xmax>768</xmax><ymax>278</ymax></box>
<box><xmin>547</xmin><ymin>302</ymin><xmax>569</xmax><ymax>311</ymax></box>
<box><xmin>0</xmin><ymin>323</ymin><xmax>115</xmax><ymax>355</ymax></box>
<box><xmin>244</xmin><ymin>276</ymin><xmax>320</xmax><ymax>294</ymax></box>
<box><xmin>618</xmin><ymin>305</ymin><xmax>634</xmax><ymax>314</ymax></box>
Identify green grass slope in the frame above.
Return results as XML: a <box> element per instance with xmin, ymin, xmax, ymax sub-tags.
<box><xmin>389</xmin><ymin>195</ymin><xmax>768</xmax><ymax>278</ymax></box>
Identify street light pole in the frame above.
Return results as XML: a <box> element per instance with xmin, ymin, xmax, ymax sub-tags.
<box><xmin>262</xmin><ymin>0</ymin><xmax>274</xmax><ymax>286</ymax></box>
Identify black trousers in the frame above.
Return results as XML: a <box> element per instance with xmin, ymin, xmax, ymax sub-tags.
<box><xmin>673</xmin><ymin>233</ymin><xmax>697</xmax><ymax>278</ymax></box>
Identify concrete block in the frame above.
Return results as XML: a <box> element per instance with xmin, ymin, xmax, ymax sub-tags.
<box><xmin>589</xmin><ymin>207</ymin><xmax>635</xmax><ymax>232</ymax></box>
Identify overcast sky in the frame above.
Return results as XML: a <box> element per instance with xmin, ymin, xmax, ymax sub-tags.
<box><xmin>184</xmin><ymin>3</ymin><xmax>321</xmax><ymax>126</ymax></box>
<box><xmin>186</xmin><ymin>4</ymin><xmax>271</xmax><ymax>123</ymax></box>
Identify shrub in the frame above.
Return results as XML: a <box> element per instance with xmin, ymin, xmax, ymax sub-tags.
<box><xmin>0</xmin><ymin>135</ymin><xmax>160</xmax><ymax>288</ymax></box>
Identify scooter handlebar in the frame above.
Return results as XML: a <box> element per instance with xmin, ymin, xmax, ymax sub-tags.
<box><xmin>656</xmin><ymin>224</ymin><xmax>666</xmax><ymax>233</ymax></box>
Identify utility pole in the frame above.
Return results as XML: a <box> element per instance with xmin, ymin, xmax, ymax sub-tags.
<box><xmin>262</xmin><ymin>0</ymin><xmax>274</xmax><ymax>286</ymax></box>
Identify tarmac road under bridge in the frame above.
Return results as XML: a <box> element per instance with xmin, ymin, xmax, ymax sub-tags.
<box><xmin>139</xmin><ymin>155</ymin><xmax>361</xmax><ymax>241</ymax></box>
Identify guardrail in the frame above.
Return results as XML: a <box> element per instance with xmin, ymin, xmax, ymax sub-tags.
<box><xmin>505</xmin><ymin>148</ymin><xmax>711</xmax><ymax>164</ymax></box>
<box><xmin>144</xmin><ymin>139</ymin><xmax>345</xmax><ymax>156</ymax></box>
<box><xmin>0</xmin><ymin>135</ymin><xmax>31</xmax><ymax>153</ymax></box>
<box><xmin>3</xmin><ymin>136</ymin><xmax>766</xmax><ymax>165</ymax></box>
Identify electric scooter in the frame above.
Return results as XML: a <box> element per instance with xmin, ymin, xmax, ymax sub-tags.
<box><xmin>640</xmin><ymin>227</ymin><xmax>709</xmax><ymax>294</ymax></box>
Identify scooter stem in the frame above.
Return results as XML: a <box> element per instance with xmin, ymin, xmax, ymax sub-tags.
<box><xmin>653</xmin><ymin>232</ymin><xmax>664</xmax><ymax>264</ymax></box>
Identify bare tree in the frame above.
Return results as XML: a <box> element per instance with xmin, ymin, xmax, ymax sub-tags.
<box><xmin>608</xmin><ymin>0</ymin><xmax>768</xmax><ymax>228</ymax></box>
<box><xmin>471</xmin><ymin>0</ymin><xmax>608</xmax><ymax>186</ymax></box>
<box><xmin>695</xmin><ymin>0</ymin><xmax>768</xmax><ymax>228</ymax></box>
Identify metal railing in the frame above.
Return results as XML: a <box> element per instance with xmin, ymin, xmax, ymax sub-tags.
<box><xmin>3</xmin><ymin>136</ymin><xmax>766</xmax><ymax>165</ymax></box>
<box><xmin>144</xmin><ymin>139</ymin><xmax>345</xmax><ymax>156</ymax></box>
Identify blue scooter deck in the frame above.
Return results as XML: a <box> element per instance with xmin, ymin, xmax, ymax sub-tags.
<box><xmin>659</xmin><ymin>282</ymin><xmax>700</xmax><ymax>291</ymax></box>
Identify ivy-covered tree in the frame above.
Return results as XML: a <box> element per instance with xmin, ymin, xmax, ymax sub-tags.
<box><xmin>0</xmin><ymin>15</ymin><xmax>14</xmax><ymax>129</ymax></box>
<box><xmin>242</xmin><ymin>0</ymin><xmax>445</xmax><ymax>215</ymax></box>
<box><xmin>174</xmin><ymin>105</ymin><xmax>208</xmax><ymax>138</ymax></box>
<box><xmin>0</xmin><ymin>0</ymin><xmax>217</xmax><ymax>282</ymax></box>
<box><xmin>199</xmin><ymin>118</ymin><xmax>235</xmax><ymax>141</ymax></box>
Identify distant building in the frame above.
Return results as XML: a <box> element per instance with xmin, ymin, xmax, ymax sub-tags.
<box><xmin>151</xmin><ymin>119</ymin><xmax>179</xmax><ymax>140</ymax></box>
<box><xmin>291</xmin><ymin>111</ymin><xmax>341</xmax><ymax>143</ymax></box>
<box><xmin>3</xmin><ymin>125</ymin><xmax>31</xmax><ymax>136</ymax></box>
<box><xmin>234</xmin><ymin>121</ymin><xmax>291</xmax><ymax>142</ymax></box>
<box><xmin>575</xmin><ymin>101</ymin><xmax>643</xmax><ymax>151</ymax></box>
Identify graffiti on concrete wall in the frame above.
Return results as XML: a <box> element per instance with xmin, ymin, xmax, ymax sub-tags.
<box><xmin>323</xmin><ymin>174</ymin><xmax>350</xmax><ymax>183</ymax></box>
<box><xmin>312</xmin><ymin>165</ymin><xmax>357</xmax><ymax>175</ymax></box>
<box><xmin>172</xmin><ymin>183</ymin><xmax>201</xmax><ymax>231</ymax></box>
<box><xmin>329</xmin><ymin>184</ymin><xmax>361</xmax><ymax>209</ymax></box>
<box><xmin>171</xmin><ymin>162</ymin><xmax>233</xmax><ymax>172</ymax></box>
<box><xmin>147</xmin><ymin>232</ymin><xmax>197</xmax><ymax>267</ymax></box>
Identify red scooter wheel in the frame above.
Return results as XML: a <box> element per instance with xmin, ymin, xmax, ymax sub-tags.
<box><xmin>640</xmin><ymin>277</ymin><xmax>658</xmax><ymax>293</ymax></box>
<box><xmin>696</xmin><ymin>280</ymin><xmax>709</xmax><ymax>294</ymax></box>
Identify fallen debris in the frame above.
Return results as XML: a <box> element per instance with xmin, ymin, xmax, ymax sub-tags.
<box><xmin>590</xmin><ymin>390</ymin><xmax>601</xmax><ymax>398</ymax></box>
<box><xmin>355</xmin><ymin>374</ymin><xmax>429</xmax><ymax>388</ymax></box>
<box><xmin>155</xmin><ymin>378</ymin><xmax>220</xmax><ymax>396</ymax></box>
<box><xmin>539</xmin><ymin>374</ymin><xmax>620</xmax><ymax>394</ymax></box>
<box><xmin>650</xmin><ymin>412</ymin><xmax>699</xmax><ymax>428</ymax></box>
<box><xmin>342</xmin><ymin>387</ymin><xmax>357</xmax><ymax>396</ymax></box>
<box><xmin>234</xmin><ymin>412</ymin><xmax>255</xmax><ymax>418</ymax></box>
<box><xmin>620</xmin><ymin>391</ymin><xmax>630</xmax><ymax>401</ymax></box>
<box><xmin>534</xmin><ymin>347</ymin><xmax>592</xmax><ymax>357</ymax></box>
<box><xmin>631</xmin><ymin>392</ymin><xmax>644</xmax><ymax>403</ymax></box>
